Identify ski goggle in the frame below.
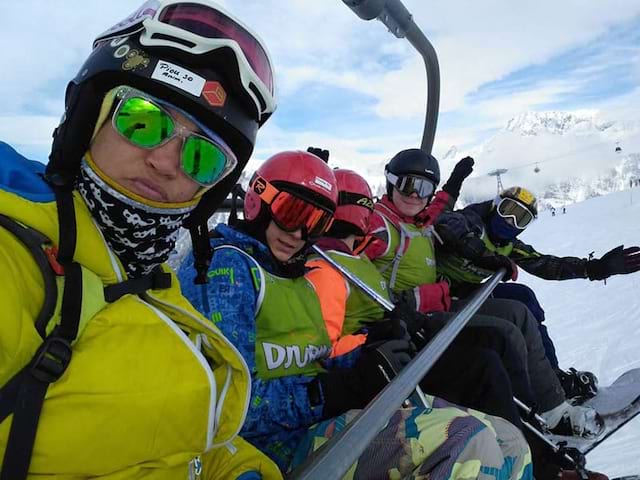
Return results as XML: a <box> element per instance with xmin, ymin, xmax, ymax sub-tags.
<box><xmin>496</xmin><ymin>197</ymin><xmax>536</xmax><ymax>229</ymax></box>
<box><xmin>112</xmin><ymin>88</ymin><xmax>237</xmax><ymax>186</ymax></box>
<box><xmin>250</xmin><ymin>175</ymin><xmax>334</xmax><ymax>239</ymax></box>
<box><xmin>95</xmin><ymin>0</ymin><xmax>275</xmax><ymax>120</ymax></box>
<box><xmin>385</xmin><ymin>171</ymin><xmax>436</xmax><ymax>199</ymax></box>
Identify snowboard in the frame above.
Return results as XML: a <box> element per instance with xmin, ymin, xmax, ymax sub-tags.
<box><xmin>548</xmin><ymin>367</ymin><xmax>640</xmax><ymax>455</ymax></box>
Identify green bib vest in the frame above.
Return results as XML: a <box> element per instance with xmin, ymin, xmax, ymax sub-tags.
<box><xmin>217</xmin><ymin>246</ymin><xmax>332</xmax><ymax>380</ymax></box>
<box><xmin>372</xmin><ymin>215</ymin><xmax>438</xmax><ymax>296</ymax></box>
<box><xmin>436</xmin><ymin>230</ymin><xmax>514</xmax><ymax>285</ymax></box>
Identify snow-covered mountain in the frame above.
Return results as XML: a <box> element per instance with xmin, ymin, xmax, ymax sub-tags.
<box><xmin>320</xmin><ymin>110</ymin><xmax>640</xmax><ymax>211</ymax></box>
<box><xmin>503</xmin><ymin>111</ymin><xmax>614</xmax><ymax>137</ymax></box>
<box><xmin>453</xmin><ymin>110</ymin><xmax>640</xmax><ymax>210</ymax></box>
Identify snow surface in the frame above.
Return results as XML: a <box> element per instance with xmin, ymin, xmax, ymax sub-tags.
<box><xmin>513</xmin><ymin>187</ymin><xmax>640</xmax><ymax>477</ymax></box>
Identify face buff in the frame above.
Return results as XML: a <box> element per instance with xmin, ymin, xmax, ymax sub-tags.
<box><xmin>77</xmin><ymin>159</ymin><xmax>195</xmax><ymax>277</ymax></box>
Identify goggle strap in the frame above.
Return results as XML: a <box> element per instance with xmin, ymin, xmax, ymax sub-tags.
<box><xmin>251</xmin><ymin>175</ymin><xmax>280</xmax><ymax>204</ymax></box>
<box><xmin>338</xmin><ymin>191</ymin><xmax>374</xmax><ymax>211</ymax></box>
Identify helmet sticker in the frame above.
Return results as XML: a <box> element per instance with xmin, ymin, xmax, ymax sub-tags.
<box><xmin>314</xmin><ymin>176</ymin><xmax>332</xmax><ymax>192</ymax></box>
<box><xmin>114</xmin><ymin>45</ymin><xmax>131</xmax><ymax>58</ymax></box>
<box><xmin>253</xmin><ymin>177</ymin><xmax>267</xmax><ymax>194</ymax></box>
<box><xmin>515</xmin><ymin>188</ymin><xmax>535</xmax><ymax>205</ymax></box>
<box><xmin>356</xmin><ymin>197</ymin><xmax>374</xmax><ymax>210</ymax></box>
<box><xmin>202</xmin><ymin>81</ymin><xmax>227</xmax><ymax>107</ymax></box>
<box><xmin>151</xmin><ymin>60</ymin><xmax>206</xmax><ymax>97</ymax></box>
<box><xmin>122</xmin><ymin>50</ymin><xmax>150</xmax><ymax>71</ymax></box>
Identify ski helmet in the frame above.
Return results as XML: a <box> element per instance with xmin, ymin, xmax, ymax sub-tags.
<box><xmin>331</xmin><ymin>169</ymin><xmax>374</xmax><ymax>237</ymax></box>
<box><xmin>46</xmin><ymin>0</ymin><xmax>276</xmax><ymax>227</ymax></box>
<box><xmin>494</xmin><ymin>186</ymin><xmax>538</xmax><ymax>229</ymax></box>
<box><xmin>244</xmin><ymin>151</ymin><xmax>338</xmax><ymax>239</ymax></box>
<box><xmin>384</xmin><ymin>148</ymin><xmax>440</xmax><ymax>197</ymax></box>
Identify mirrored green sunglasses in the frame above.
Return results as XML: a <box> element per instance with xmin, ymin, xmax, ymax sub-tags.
<box><xmin>111</xmin><ymin>89</ymin><xmax>237</xmax><ymax>186</ymax></box>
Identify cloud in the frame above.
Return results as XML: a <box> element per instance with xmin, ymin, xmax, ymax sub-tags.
<box><xmin>0</xmin><ymin>115</ymin><xmax>62</xmax><ymax>161</ymax></box>
<box><xmin>2</xmin><ymin>0</ymin><xmax>640</xmax><ymax>182</ymax></box>
<box><xmin>0</xmin><ymin>1</ymin><xmax>139</xmax><ymax>114</ymax></box>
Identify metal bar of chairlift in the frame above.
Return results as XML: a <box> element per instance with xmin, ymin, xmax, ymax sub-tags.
<box><xmin>289</xmin><ymin>270</ymin><xmax>506</xmax><ymax>480</ymax></box>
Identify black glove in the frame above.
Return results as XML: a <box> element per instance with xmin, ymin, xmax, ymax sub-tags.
<box><xmin>473</xmin><ymin>254</ymin><xmax>518</xmax><ymax>281</ymax></box>
<box><xmin>317</xmin><ymin>339</ymin><xmax>413</xmax><ymax>418</ymax></box>
<box><xmin>361</xmin><ymin>317</ymin><xmax>409</xmax><ymax>344</ymax></box>
<box><xmin>586</xmin><ymin>245</ymin><xmax>640</xmax><ymax>281</ymax></box>
<box><xmin>306</xmin><ymin>146</ymin><xmax>330</xmax><ymax>163</ymax></box>
<box><xmin>442</xmin><ymin>156</ymin><xmax>474</xmax><ymax>198</ymax></box>
<box><xmin>391</xmin><ymin>291</ymin><xmax>441</xmax><ymax>350</ymax></box>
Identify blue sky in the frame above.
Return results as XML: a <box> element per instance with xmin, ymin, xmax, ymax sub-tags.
<box><xmin>1</xmin><ymin>0</ymin><xmax>639</xmax><ymax>175</ymax></box>
<box><xmin>468</xmin><ymin>16</ymin><xmax>640</xmax><ymax>110</ymax></box>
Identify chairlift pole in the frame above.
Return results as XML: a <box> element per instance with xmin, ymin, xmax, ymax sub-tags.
<box><xmin>343</xmin><ymin>0</ymin><xmax>440</xmax><ymax>154</ymax></box>
<box><xmin>488</xmin><ymin>168</ymin><xmax>508</xmax><ymax>194</ymax></box>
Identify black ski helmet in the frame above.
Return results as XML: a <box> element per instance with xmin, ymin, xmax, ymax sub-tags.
<box><xmin>384</xmin><ymin>148</ymin><xmax>441</xmax><ymax>197</ymax></box>
<box><xmin>46</xmin><ymin>0</ymin><xmax>276</xmax><ymax>228</ymax></box>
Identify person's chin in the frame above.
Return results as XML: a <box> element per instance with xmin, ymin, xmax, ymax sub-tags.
<box><xmin>400</xmin><ymin>206</ymin><xmax>421</xmax><ymax>216</ymax></box>
<box><xmin>273</xmin><ymin>249</ymin><xmax>292</xmax><ymax>262</ymax></box>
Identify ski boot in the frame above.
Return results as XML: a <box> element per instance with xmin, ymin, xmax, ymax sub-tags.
<box><xmin>556</xmin><ymin>368</ymin><xmax>599</xmax><ymax>404</ymax></box>
<box><xmin>542</xmin><ymin>401</ymin><xmax>605</xmax><ymax>439</ymax></box>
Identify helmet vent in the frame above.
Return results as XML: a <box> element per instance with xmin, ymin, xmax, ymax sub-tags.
<box><xmin>249</xmin><ymin>82</ymin><xmax>266</xmax><ymax>112</ymax></box>
<box><xmin>150</xmin><ymin>32</ymin><xmax>196</xmax><ymax>49</ymax></box>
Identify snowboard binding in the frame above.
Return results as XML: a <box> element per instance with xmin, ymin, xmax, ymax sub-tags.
<box><xmin>557</xmin><ymin>368</ymin><xmax>599</xmax><ymax>404</ymax></box>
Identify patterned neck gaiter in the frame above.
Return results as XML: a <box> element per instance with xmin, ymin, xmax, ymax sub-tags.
<box><xmin>77</xmin><ymin>159</ymin><xmax>196</xmax><ymax>278</ymax></box>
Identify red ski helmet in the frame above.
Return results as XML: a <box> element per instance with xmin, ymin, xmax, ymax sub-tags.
<box><xmin>333</xmin><ymin>169</ymin><xmax>374</xmax><ymax>236</ymax></box>
<box><xmin>244</xmin><ymin>151</ymin><xmax>338</xmax><ymax>238</ymax></box>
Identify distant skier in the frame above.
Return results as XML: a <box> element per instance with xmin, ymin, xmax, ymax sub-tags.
<box><xmin>562</xmin><ymin>206</ymin><xmax>566</xmax><ymax>214</ymax></box>
<box><xmin>551</xmin><ymin>207</ymin><xmax>556</xmax><ymax>217</ymax></box>
<box><xmin>435</xmin><ymin>186</ymin><xmax>640</xmax><ymax>402</ymax></box>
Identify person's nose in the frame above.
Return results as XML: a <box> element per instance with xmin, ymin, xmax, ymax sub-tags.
<box><xmin>289</xmin><ymin>228</ymin><xmax>303</xmax><ymax>240</ymax></box>
<box><xmin>145</xmin><ymin>138</ymin><xmax>182</xmax><ymax>177</ymax></box>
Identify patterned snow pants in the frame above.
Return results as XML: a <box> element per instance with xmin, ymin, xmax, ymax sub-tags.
<box><xmin>290</xmin><ymin>396</ymin><xmax>533</xmax><ymax>480</ymax></box>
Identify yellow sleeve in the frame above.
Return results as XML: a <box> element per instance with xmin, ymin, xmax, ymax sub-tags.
<box><xmin>0</xmin><ymin>226</ymin><xmax>45</xmax><ymax>385</ymax></box>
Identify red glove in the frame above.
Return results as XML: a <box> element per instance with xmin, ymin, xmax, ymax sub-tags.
<box><xmin>412</xmin><ymin>281</ymin><xmax>451</xmax><ymax>313</ymax></box>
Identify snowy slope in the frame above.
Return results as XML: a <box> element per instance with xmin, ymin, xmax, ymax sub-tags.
<box><xmin>515</xmin><ymin>188</ymin><xmax>640</xmax><ymax>477</ymax></box>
